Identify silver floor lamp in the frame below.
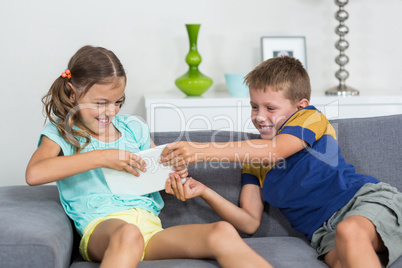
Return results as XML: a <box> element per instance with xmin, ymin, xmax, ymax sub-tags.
<box><xmin>326</xmin><ymin>0</ymin><xmax>359</xmax><ymax>96</ymax></box>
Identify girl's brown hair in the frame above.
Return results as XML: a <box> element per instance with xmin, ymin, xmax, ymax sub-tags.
<box><xmin>42</xmin><ymin>45</ymin><xmax>126</xmax><ymax>153</ymax></box>
<box><xmin>244</xmin><ymin>56</ymin><xmax>311</xmax><ymax>104</ymax></box>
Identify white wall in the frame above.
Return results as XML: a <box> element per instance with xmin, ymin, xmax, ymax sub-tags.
<box><xmin>1</xmin><ymin>0</ymin><xmax>401</xmax><ymax>186</ymax></box>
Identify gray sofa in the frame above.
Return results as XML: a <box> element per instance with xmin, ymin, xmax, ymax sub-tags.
<box><xmin>1</xmin><ymin>114</ymin><xmax>401</xmax><ymax>268</ymax></box>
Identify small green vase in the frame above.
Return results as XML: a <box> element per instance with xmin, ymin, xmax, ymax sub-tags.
<box><xmin>175</xmin><ymin>24</ymin><xmax>213</xmax><ymax>96</ymax></box>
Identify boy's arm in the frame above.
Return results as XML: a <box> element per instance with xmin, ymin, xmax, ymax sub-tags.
<box><xmin>26</xmin><ymin>136</ymin><xmax>147</xmax><ymax>186</ymax></box>
<box><xmin>161</xmin><ymin>133</ymin><xmax>306</xmax><ymax>166</ymax></box>
<box><xmin>166</xmin><ymin>174</ymin><xmax>264</xmax><ymax>235</ymax></box>
<box><xmin>238</xmin><ymin>184</ymin><xmax>265</xmax><ymax>233</ymax></box>
<box><xmin>203</xmin><ymin>184</ymin><xmax>264</xmax><ymax>234</ymax></box>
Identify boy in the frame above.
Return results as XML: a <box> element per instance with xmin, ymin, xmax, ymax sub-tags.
<box><xmin>161</xmin><ymin>56</ymin><xmax>402</xmax><ymax>267</ymax></box>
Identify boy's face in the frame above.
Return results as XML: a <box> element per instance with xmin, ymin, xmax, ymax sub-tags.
<box><xmin>250</xmin><ymin>87</ymin><xmax>299</xmax><ymax>140</ymax></box>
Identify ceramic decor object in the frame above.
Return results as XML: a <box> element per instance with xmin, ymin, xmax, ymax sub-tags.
<box><xmin>175</xmin><ymin>24</ymin><xmax>213</xmax><ymax>96</ymax></box>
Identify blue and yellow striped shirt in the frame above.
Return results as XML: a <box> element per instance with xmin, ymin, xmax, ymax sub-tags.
<box><xmin>242</xmin><ymin>106</ymin><xmax>379</xmax><ymax>240</ymax></box>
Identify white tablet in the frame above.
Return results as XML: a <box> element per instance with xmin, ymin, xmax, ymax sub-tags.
<box><xmin>101</xmin><ymin>144</ymin><xmax>184</xmax><ymax>195</ymax></box>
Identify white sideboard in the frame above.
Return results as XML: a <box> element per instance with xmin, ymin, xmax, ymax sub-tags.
<box><xmin>144</xmin><ymin>91</ymin><xmax>402</xmax><ymax>133</ymax></box>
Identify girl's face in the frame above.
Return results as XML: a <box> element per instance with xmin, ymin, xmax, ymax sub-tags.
<box><xmin>250</xmin><ymin>87</ymin><xmax>301</xmax><ymax>140</ymax></box>
<box><xmin>71</xmin><ymin>77</ymin><xmax>126</xmax><ymax>140</ymax></box>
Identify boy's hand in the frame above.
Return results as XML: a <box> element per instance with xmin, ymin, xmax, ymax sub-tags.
<box><xmin>100</xmin><ymin>149</ymin><xmax>146</xmax><ymax>177</ymax></box>
<box><xmin>165</xmin><ymin>173</ymin><xmax>206</xmax><ymax>201</ymax></box>
<box><xmin>160</xmin><ymin>141</ymin><xmax>203</xmax><ymax>167</ymax></box>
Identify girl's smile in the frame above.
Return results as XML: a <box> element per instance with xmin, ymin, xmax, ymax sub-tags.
<box><xmin>70</xmin><ymin>77</ymin><xmax>126</xmax><ymax>142</ymax></box>
<box><xmin>96</xmin><ymin>116</ymin><xmax>111</xmax><ymax>126</ymax></box>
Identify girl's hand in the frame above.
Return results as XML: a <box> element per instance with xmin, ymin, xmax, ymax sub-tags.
<box><xmin>165</xmin><ymin>173</ymin><xmax>206</xmax><ymax>201</ymax></box>
<box><xmin>160</xmin><ymin>141</ymin><xmax>203</xmax><ymax>167</ymax></box>
<box><xmin>100</xmin><ymin>149</ymin><xmax>146</xmax><ymax>177</ymax></box>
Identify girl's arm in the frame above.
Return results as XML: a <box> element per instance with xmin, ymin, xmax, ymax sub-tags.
<box><xmin>166</xmin><ymin>174</ymin><xmax>264</xmax><ymax>235</ymax></box>
<box><xmin>160</xmin><ymin>133</ymin><xmax>306</xmax><ymax>167</ymax></box>
<box><xmin>26</xmin><ymin>136</ymin><xmax>148</xmax><ymax>186</ymax></box>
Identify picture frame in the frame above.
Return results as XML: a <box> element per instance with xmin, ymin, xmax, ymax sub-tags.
<box><xmin>261</xmin><ymin>36</ymin><xmax>307</xmax><ymax>70</ymax></box>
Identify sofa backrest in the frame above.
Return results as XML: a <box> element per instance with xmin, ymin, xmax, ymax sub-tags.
<box><xmin>330</xmin><ymin>114</ymin><xmax>402</xmax><ymax>191</ymax></box>
<box><xmin>151</xmin><ymin>114</ymin><xmax>402</xmax><ymax>238</ymax></box>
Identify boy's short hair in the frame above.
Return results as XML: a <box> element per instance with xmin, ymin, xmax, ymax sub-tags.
<box><xmin>244</xmin><ymin>56</ymin><xmax>311</xmax><ymax>104</ymax></box>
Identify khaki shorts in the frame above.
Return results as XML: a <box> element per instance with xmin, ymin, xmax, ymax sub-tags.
<box><xmin>311</xmin><ymin>182</ymin><xmax>402</xmax><ymax>267</ymax></box>
<box><xmin>79</xmin><ymin>207</ymin><xmax>163</xmax><ymax>262</ymax></box>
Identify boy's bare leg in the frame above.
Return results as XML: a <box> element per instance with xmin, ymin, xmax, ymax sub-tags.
<box><xmin>145</xmin><ymin>221</ymin><xmax>272</xmax><ymax>268</ymax></box>
<box><xmin>87</xmin><ymin>219</ymin><xmax>144</xmax><ymax>268</ymax></box>
<box><xmin>324</xmin><ymin>250</ymin><xmax>341</xmax><ymax>268</ymax></box>
<box><xmin>325</xmin><ymin>215</ymin><xmax>387</xmax><ymax>268</ymax></box>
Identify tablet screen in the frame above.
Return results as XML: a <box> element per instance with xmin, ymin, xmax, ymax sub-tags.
<box><xmin>101</xmin><ymin>144</ymin><xmax>174</xmax><ymax>195</ymax></box>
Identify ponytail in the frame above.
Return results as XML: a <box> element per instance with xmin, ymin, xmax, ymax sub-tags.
<box><xmin>42</xmin><ymin>76</ymin><xmax>91</xmax><ymax>153</ymax></box>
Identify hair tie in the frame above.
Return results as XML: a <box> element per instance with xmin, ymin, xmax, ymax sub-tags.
<box><xmin>61</xmin><ymin>69</ymin><xmax>71</xmax><ymax>79</ymax></box>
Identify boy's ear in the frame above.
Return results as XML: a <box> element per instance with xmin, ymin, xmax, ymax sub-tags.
<box><xmin>68</xmin><ymin>82</ymin><xmax>76</xmax><ymax>102</ymax></box>
<box><xmin>296</xmin><ymin>98</ymin><xmax>310</xmax><ymax>110</ymax></box>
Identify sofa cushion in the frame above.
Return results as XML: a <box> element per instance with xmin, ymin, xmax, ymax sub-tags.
<box><xmin>71</xmin><ymin>237</ymin><xmax>327</xmax><ymax>268</ymax></box>
<box><xmin>331</xmin><ymin>114</ymin><xmax>402</xmax><ymax>191</ymax></box>
<box><xmin>244</xmin><ymin>237</ymin><xmax>327</xmax><ymax>267</ymax></box>
<box><xmin>0</xmin><ymin>185</ymin><xmax>73</xmax><ymax>268</ymax></box>
<box><xmin>71</xmin><ymin>258</ymin><xmax>219</xmax><ymax>268</ymax></box>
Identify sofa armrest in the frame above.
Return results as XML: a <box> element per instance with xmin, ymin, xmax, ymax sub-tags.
<box><xmin>0</xmin><ymin>185</ymin><xmax>73</xmax><ymax>268</ymax></box>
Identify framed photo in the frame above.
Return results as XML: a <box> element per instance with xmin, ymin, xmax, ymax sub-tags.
<box><xmin>261</xmin><ymin>36</ymin><xmax>307</xmax><ymax>69</ymax></box>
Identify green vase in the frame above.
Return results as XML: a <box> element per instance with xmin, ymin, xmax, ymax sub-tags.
<box><xmin>175</xmin><ymin>24</ymin><xmax>213</xmax><ymax>96</ymax></box>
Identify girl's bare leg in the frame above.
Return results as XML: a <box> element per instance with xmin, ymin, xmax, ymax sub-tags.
<box><xmin>145</xmin><ymin>221</ymin><xmax>272</xmax><ymax>268</ymax></box>
<box><xmin>87</xmin><ymin>219</ymin><xmax>144</xmax><ymax>268</ymax></box>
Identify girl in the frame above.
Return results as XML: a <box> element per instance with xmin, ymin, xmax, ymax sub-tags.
<box><xmin>26</xmin><ymin>45</ymin><xmax>271</xmax><ymax>268</ymax></box>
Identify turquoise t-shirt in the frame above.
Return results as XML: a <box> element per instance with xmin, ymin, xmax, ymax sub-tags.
<box><xmin>39</xmin><ymin>115</ymin><xmax>164</xmax><ymax>236</ymax></box>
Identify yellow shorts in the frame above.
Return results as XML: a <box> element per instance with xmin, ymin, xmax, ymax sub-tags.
<box><xmin>79</xmin><ymin>207</ymin><xmax>163</xmax><ymax>262</ymax></box>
